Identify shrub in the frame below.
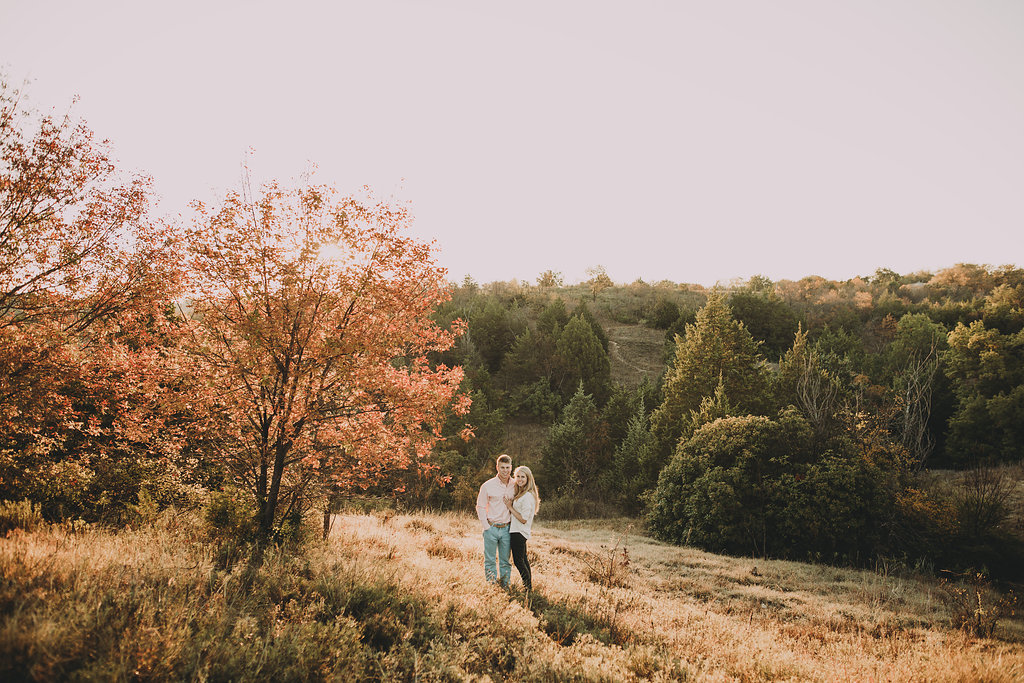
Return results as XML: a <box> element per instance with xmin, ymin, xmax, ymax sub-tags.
<box><xmin>647</xmin><ymin>412</ymin><xmax>811</xmax><ymax>556</ymax></box>
<box><xmin>204</xmin><ymin>488</ymin><xmax>257</xmax><ymax>540</ymax></box>
<box><xmin>941</xmin><ymin>571</ymin><xmax>1019</xmax><ymax>638</ymax></box>
<box><xmin>508</xmin><ymin>378</ymin><xmax>562</xmax><ymax>422</ymax></box>
<box><xmin>0</xmin><ymin>499</ymin><xmax>44</xmax><ymax>534</ymax></box>
<box><xmin>581</xmin><ymin>540</ymin><xmax>632</xmax><ymax>588</ymax></box>
<box><xmin>953</xmin><ymin>465</ymin><xmax>1015</xmax><ymax>538</ymax></box>
<box><xmin>647</xmin><ymin>409</ymin><xmax>900</xmax><ymax>563</ymax></box>
<box><xmin>646</xmin><ymin>297</ymin><xmax>680</xmax><ymax>329</ymax></box>
<box><xmin>203</xmin><ymin>487</ymin><xmax>258</xmax><ymax>565</ymax></box>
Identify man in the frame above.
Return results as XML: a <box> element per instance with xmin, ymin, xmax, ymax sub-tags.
<box><xmin>476</xmin><ymin>453</ymin><xmax>515</xmax><ymax>586</ymax></box>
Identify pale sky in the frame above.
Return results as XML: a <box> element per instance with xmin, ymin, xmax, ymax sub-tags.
<box><xmin>2</xmin><ymin>0</ymin><xmax>1022</xmax><ymax>286</ymax></box>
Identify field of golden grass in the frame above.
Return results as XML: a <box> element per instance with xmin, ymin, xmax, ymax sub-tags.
<box><xmin>360</xmin><ymin>512</ymin><xmax>1024</xmax><ymax>681</ymax></box>
<box><xmin>2</xmin><ymin>509</ymin><xmax>1022</xmax><ymax>681</ymax></box>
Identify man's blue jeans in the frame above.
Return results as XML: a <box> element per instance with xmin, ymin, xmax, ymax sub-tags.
<box><xmin>482</xmin><ymin>524</ymin><xmax>511</xmax><ymax>586</ymax></box>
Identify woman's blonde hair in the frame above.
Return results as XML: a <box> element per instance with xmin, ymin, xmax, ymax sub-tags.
<box><xmin>513</xmin><ymin>465</ymin><xmax>540</xmax><ymax>512</ymax></box>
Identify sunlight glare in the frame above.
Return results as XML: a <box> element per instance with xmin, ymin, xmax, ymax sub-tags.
<box><xmin>318</xmin><ymin>243</ymin><xmax>344</xmax><ymax>262</ymax></box>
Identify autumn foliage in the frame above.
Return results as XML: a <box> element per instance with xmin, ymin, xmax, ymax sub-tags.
<box><xmin>0</xmin><ymin>77</ymin><xmax>190</xmax><ymax>519</ymax></box>
<box><xmin>185</xmin><ymin>179</ymin><xmax>469</xmax><ymax>537</ymax></box>
<box><xmin>0</xmin><ymin>77</ymin><xmax>470</xmax><ymax>531</ymax></box>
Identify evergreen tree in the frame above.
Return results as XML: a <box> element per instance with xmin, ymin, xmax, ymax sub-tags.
<box><xmin>573</xmin><ymin>301</ymin><xmax>609</xmax><ymax>352</ymax></box>
<box><xmin>500</xmin><ymin>328</ymin><xmax>562</xmax><ymax>390</ymax></box>
<box><xmin>729</xmin><ymin>287</ymin><xmax>800</xmax><ymax>361</ymax></box>
<box><xmin>601</xmin><ymin>379</ymin><xmax>660</xmax><ymax>449</ymax></box>
<box><xmin>537</xmin><ymin>297</ymin><xmax>570</xmax><ymax>336</ymax></box>
<box><xmin>556</xmin><ymin>315</ymin><xmax>612</xmax><ymax>404</ymax></box>
<box><xmin>540</xmin><ymin>384</ymin><xmax>609</xmax><ymax>496</ymax></box>
<box><xmin>650</xmin><ymin>293</ymin><xmax>768</xmax><ymax>454</ymax></box>
<box><xmin>469</xmin><ymin>299</ymin><xmax>517</xmax><ymax>372</ymax></box>
<box><xmin>607</xmin><ymin>400</ymin><xmax>659</xmax><ymax>514</ymax></box>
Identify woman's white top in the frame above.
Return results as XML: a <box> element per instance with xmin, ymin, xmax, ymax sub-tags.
<box><xmin>510</xmin><ymin>492</ymin><xmax>536</xmax><ymax>538</ymax></box>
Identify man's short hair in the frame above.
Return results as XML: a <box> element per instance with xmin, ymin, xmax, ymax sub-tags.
<box><xmin>496</xmin><ymin>454</ymin><xmax>512</xmax><ymax>466</ymax></box>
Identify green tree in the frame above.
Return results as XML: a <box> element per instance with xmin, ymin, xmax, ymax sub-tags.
<box><xmin>537</xmin><ymin>298</ymin><xmax>570</xmax><ymax>335</ymax></box>
<box><xmin>501</xmin><ymin>328</ymin><xmax>563</xmax><ymax>389</ymax></box>
<box><xmin>556</xmin><ymin>315</ymin><xmax>611</xmax><ymax>404</ymax></box>
<box><xmin>540</xmin><ymin>384</ymin><xmax>609</xmax><ymax>496</ymax></box>
<box><xmin>647</xmin><ymin>411</ymin><xmax>813</xmax><ymax>556</ymax></box>
<box><xmin>885</xmin><ymin>314</ymin><xmax>948</xmax><ymax>469</ymax></box>
<box><xmin>728</xmin><ymin>288</ymin><xmax>800</xmax><ymax>361</ymax></box>
<box><xmin>499</xmin><ymin>327</ymin><xmax>565</xmax><ymax>421</ymax></box>
<box><xmin>573</xmin><ymin>301</ymin><xmax>609</xmax><ymax>352</ymax></box>
<box><xmin>646</xmin><ymin>297</ymin><xmax>681</xmax><ymax>329</ymax></box>
<box><xmin>773</xmin><ymin>326</ymin><xmax>843</xmax><ymax>441</ymax></box>
<box><xmin>469</xmin><ymin>300</ymin><xmax>517</xmax><ymax>372</ymax></box>
<box><xmin>981</xmin><ymin>283</ymin><xmax>1024</xmax><ymax>334</ymax></box>
<box><xmin>871</xmin><ymin>267</ymin><xmax>903</xmax><ymax>294</ymax></box>
<box><xmin>601</xmin><ymin>379</ymin><xmax>660</xmax><ymax>449</ymax></box>
<box><xmin>651</xmin><ymin>293</ymin><xmax>768</xmax><ymax>454</ymax></box>
<box><xmin>943</xmin><ymin>320</ymin><xmax>1024</xmax><ymax>464</ymax></box>
<box><xmin>606</xmin><ymin>400</ymin><xmax>659</xmax><ymax>514</ymax></box>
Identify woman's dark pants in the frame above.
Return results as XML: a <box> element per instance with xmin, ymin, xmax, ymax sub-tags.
<box><xmin>510</xmin><ymin>531</ymin><xmax>531</xmax><ymax>590</ymax></box>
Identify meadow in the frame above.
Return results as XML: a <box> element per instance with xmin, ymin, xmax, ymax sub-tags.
<box><xmin>2</xmin><ymin>508</ymin><xmax>1022</xmax><ymax>682</ymax></box>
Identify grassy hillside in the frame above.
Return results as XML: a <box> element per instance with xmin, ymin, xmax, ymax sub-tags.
<box><xmin>603</xmin><ymin>321</ymin><xmax>667</xmax><ymax>388</ymax></box>
<box><xmin>3</xmin><ymin>510</ymin><xmax>1022</xmax><ymax>681</ymax></box>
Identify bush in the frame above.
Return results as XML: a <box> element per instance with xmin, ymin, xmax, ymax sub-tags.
<box><xmin>203</xmin><ymin>488</ymin><xmax>259</xmax><ymax>565</ymax></box>
<box><xmin>508</xmin><ymin>378</ymin><xmax>562</xmax><ymax>422</ymax></box>
<box><xmin>645</xmin><ymin>298</ymin><xmax>680</xmax><ymax>329</ymax></box>
<box><xmin>941</xmin><ymin>571</ymin><xmax>1019</xmax><ymax>638</ymax></box>
<box><xmin>647</xmin><ymin>410</ymin><xmax>898</xmax><ymax>563</ymax></box>
<box><xmin>204</xmin><ymin>488</ymin><xmax>257</xmax><ymax>540</ymax></box>
<box><xmin>647</xmin><ymin>412</ymin><xmax>811</xmax><ymax>555</ymax></box>
<box><xmin>953</xmin><ymin>465</ymin><xmax>1015</xmax><ymax>538</ymax></box>
<box><xmin>0</xmin><ymin>499</ymin><xmax>44</xmax><ymax>534</ymax></box>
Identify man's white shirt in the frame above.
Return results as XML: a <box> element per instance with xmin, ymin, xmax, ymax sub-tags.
<box><xmin>476</xmin><ymin>475</ymin><xmax>515</xmax><ymax>531</ymax></box>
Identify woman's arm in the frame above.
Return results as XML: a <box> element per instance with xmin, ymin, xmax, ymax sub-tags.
<box><xmin>506</xmin><ymin>496</ymin><xmax>527</xmax><ymax>523</ymax></box>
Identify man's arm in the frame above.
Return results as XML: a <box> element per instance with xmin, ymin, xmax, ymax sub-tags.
<box><xmin>475</xmin><ymin>482</ymin><xmax>490</xmax><ymax>531</ymax></box>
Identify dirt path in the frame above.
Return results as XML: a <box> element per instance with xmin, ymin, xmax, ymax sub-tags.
<box><xmin>603</xmin><ymin>323</ymin><xmax>667</xmax><ymax>386</ymax></box>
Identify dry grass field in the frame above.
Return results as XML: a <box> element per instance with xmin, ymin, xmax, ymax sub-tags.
<box><xmin>362</xmin><ymin>512</ymin><xmax>1024</xmax><ymax>681</ymax></box>
<box><xmin>4</xmin><ymin>508</ymin><xmax>1022</xmax><ymax>681</ymax></box>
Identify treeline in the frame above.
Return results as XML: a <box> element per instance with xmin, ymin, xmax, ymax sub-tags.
<box><xmin>421</xmin><ymin>267</ymin><xmax>1024</xmax><ymax>579</ymax></box>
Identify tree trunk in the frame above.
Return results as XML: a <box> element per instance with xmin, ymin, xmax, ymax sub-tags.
<box><xmin>261</xmin><ymin>440</ymin><xmax>291</xmax><ymax>539</ymax></box>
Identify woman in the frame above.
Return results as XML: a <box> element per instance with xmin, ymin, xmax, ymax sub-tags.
<box><xmin>504</xmin><ymin>465</ymin><xmax>539</xmax><ymax>591</ymax></box>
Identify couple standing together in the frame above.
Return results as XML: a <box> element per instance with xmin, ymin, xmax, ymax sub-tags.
<box><xmin>475</xmin><ymin>454</ymin><xmax>540</xmax><ymax>590</ymax></box>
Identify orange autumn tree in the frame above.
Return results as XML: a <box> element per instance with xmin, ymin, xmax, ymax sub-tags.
<box><xmin>0</xmin><ymin>76</ymin><xmax>190</xmax><ymax>519</ymax></box>
<box><xmin>187</xmin><ymin>179</ymin><xmax>469</xmax><ymax>539</ymax></box>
